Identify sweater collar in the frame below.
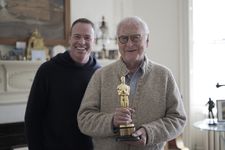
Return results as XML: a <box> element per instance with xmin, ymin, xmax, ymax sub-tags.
<box><xmin>117</xmin><ymin>55</ymin><xmax>152</xmax><ymax>77</ymax></box>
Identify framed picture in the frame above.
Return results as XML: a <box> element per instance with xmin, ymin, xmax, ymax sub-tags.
<box><xmin>217</xmin><ymin>100</ymin><xmax>225</xmax><ymax>122</ymax></box>
<box><xmin>0</xmin><ymin>0</ymin><xmax>70</xmax><ymax>46</ymax></box>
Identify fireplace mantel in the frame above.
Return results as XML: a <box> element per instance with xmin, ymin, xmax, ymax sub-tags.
<box><xmin>0</xmin><ymin>59</ymin><xmax>116</xmax><ymax>104</ymax></box>
<box><xmin>0</xmin><ymin>61</ymin><xmax>43</xmax><ymax>104</ymax></box>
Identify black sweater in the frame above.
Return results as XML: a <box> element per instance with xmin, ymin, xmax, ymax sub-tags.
<box><xmin>25</xmin><ymin>51</ymin><xmax>101</xmax><ymax>150</ymax></box>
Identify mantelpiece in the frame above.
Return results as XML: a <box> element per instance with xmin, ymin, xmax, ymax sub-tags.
<box><xmin>0</xmin><ymin>61</ymin><xmax>43</xmax><ymax>104</ymax></box>
<box><xmin>0</xmin><ymin>59</ymin><xmax>116</xmax><ymax>104</ymax></box>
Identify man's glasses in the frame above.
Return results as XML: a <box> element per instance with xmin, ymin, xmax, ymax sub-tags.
<box><xmin>118</xmin><ymin>34</ymin><xmax>143</xmax><ymax>44</ymax></box>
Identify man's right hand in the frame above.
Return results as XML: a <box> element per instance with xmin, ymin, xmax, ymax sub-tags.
<box><xmin>113</xmin><ymin>107</ymin><xmax>135</xmax><ymax>127</ymax></box>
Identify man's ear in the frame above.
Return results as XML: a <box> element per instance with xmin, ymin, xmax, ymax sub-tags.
<box><xmin>146</xmin><ymin>36</ymin><xmax>149</xmax><ymax>47</ymax></box>
<box><xmin>147</xmin><ymin>34</ymin><xmax>149</xmax><ymax>42</ymax></box>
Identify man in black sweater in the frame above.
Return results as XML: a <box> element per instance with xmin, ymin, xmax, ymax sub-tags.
<box><xmin>25</xmin><ymin>18</ymin><xmax>101</xmax><ymax>150</ymax></box>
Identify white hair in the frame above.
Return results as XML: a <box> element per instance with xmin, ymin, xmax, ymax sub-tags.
<box><xmin>116</xmin><ymin>16</ymin><xmax>150</xmax><ymax>35</ymax></box>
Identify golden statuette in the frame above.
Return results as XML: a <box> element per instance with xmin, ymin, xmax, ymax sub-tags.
<box><xmin>116</xmin><ymin>76</ymin><xmax>140</xmax><ymax>141</ymax></box>
<box><xmin>117</xmin><ymin>76</ymin><xmax>130</xmax><ymax>108</ymax></box>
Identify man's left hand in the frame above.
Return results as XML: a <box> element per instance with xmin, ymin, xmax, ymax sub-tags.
<box><xmin>123</xmin><ymin>127</ymin><xmax>147</xmax><ymax>146</ymax></box>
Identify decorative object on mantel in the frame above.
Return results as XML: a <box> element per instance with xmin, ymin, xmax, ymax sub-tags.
<box><xmin>95</xmin><ymin>16</ymin><xmax>118</xmax><ymax>59</ymax></box>
<box><xmin>0</xmin><ymin>42</ymin><xmax>26</xmax><ymax>61</ymax></box>
<box><xmin>25</xmin><ymin>29</ymin><xmax>49</xmax><ymax>61</ymax></box>
<box><xmin>14</xmin><ymin>41</ymin><xmax>26</xmax><ymax>60</ymax></box>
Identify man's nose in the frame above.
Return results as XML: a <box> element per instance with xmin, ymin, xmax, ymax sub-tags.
<box><xmin>78</xmin><ymin>37</ymin><xmax>85</xmax><ymax>44</ymax></box>
<box><xmin>126</xmin><ymin>37</ymin><xmax>133</xmax><ymax>46</ymax></box>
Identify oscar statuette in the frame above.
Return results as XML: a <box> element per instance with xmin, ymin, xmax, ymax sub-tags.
<box><xmin>116</xmin><ymin>76</ymin><xmax>140</xmax><ymax>141</ymax></box>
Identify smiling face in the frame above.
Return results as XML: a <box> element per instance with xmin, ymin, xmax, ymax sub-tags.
<box><xmin>69</xmin><ymin>22</ymin><xmax>95</xmax><ymax>64</ymax></box>
<box><xmin>117</xmin><ymin>18</ymin><xmax>149</xmax><ymax>70</ymax></box>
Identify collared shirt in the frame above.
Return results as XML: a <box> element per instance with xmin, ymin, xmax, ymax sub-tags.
<box><xmin>125</xmin><ymin>63</ymin><xmax>144</xmax><ymax>96</ymax></box>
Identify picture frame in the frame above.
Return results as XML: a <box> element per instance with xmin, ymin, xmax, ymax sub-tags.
<box><xmin>0</xmin><ymin>0</ymin><xmax>70</xmax><ymax>46</ymax></box>
<box><xmin>216</xmin><ymin>100</ymin><xmax>225</xmax><ymax>122</ymax></box>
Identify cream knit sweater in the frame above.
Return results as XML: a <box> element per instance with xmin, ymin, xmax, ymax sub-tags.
<box><xmin>78</xmin><ymin>57</ymin><xmax>187</xmax><ymax>150</ymax></box>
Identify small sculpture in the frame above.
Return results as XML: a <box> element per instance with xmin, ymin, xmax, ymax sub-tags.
<box><xmin>206</xmin><ymin>98</ymin><xmax>216</xmax><ymax>125</ymax></box>
<box><xmin>26</xmin><ymin>29</ymin><xmax>49</xmax><ymax>60</ymax></box>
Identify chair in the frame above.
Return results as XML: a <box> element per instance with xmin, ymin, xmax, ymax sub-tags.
<box><xmin>175</xmin><ymin>135</ymin><xmax>189</xmax><ymax>150</ymax></box>
<box><xmin>164</xmin><ymin>135</ymin><xmax>189</xmax><ymax>150</ymax></box>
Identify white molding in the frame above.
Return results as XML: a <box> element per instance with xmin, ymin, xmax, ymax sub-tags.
<box><xmin>178</xmin><ymin>0</ymin><xmax>191</xmax><ymax>148</ymax></box>
<box><xmin>0</xmin><ymin>61</ymin><xmax>42</xmax><ymax>104</ymax></box>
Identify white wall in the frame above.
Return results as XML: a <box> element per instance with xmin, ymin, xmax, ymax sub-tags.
<box><xmin>71</xmin><ymin>0</ymin><xmax>133</xmax><ymax>40</ymax></box>
<box><xmin>132</xmin><ymin>0</ymin><xmax>181</xmax><ymax>83</ymax></box>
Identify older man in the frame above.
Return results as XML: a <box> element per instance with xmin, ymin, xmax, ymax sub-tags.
<box><xmin>78</xmin><ymin>16</ymin><xmax>186</xmax><ymax>150</ymax></box>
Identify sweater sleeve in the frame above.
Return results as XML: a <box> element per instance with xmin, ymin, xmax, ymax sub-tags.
<box><xmin>77</xmin><ymin>70</ymin><xmax>116</xmax><ymax>137</ymax></box>
<box><xmin>24</xmin><ymin>65</ymin><xmax>48</xmax><ymax>150</ymax></box>
<box><xmin>142</xmin><ymin>71</ymin><xmax>187</xmax><ymax>146</ymax></box>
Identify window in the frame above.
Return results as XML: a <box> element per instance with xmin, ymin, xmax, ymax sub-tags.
<box><xmin>192</xmin><ymin>0</ymin><xmax>225</xmax><ymax>108</ymax></box>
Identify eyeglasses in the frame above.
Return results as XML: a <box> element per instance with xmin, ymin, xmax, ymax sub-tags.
<box><xmin>118</xmin><ymin>34</ymin><xmax>143</xmax><ymax>44</ymax></box>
